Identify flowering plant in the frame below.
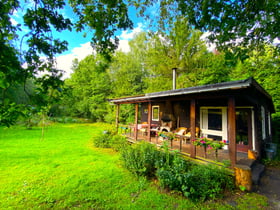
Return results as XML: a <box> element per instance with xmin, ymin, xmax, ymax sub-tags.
<box><xmin>192</xmin><ymin>138</ymin><xmax>227</xmax><ymax>150</ymax></box>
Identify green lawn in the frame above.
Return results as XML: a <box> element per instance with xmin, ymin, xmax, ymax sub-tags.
<box><xmin>0</xmin><ymin>123</ymin><xmax>269</xmax><ymax>209</ymax></box>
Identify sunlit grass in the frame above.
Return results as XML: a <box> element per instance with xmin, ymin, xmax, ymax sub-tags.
<box><xmin>0</xmin><ymin>123</ymin><xmax>269</xmax><ymax>209</ymax></box>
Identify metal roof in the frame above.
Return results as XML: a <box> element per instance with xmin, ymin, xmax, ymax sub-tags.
<box><xmin>109</xmin><ymin>77</ymin><xmax>274</xmax><ymax>111</ymax></box>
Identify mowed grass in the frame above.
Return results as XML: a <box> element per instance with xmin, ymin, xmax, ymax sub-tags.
<box><xmin>0</xmin><ymin>123</ymin><xmax>269</xmax><ymax>209</ymax></box>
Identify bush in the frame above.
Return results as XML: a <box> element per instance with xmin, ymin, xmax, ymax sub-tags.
<box><xmin>156</xmin><ymin>153</ymin><xmax>192</xmax><ymax>191</ymax></box>
<box><xmin>272</xmin><ymin>112</ymin><xmax>280</xmax><ymax>144</ymax></box>
<box><xmin>119</xmin><ymin>140</ymin><xmax>234</xmax><ymax>202</ymax></box>
<box><xmin>93</xmin><ymin>132</ymin><xmax>112</xmax><ymax>148</ymax></box>
<box><xmin>92</xmin><ymin>126</ymin><xmax>127</xmax><ymax>151</ymax></box>
<box><xmin>181</xmin><ymin>165</ymin><xmax>234</xmax><ymax>201</ymax></box>
<box><xmin>110</xmin><ymin>134</ymin><xmax>128</xmax><ymax>151</ymax></box>
<box><xmin>120</xmin><ymin>142</ymin><xmax>159</xmax><ymax>177</ymax></box>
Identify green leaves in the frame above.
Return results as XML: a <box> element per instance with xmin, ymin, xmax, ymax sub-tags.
<box><xmin>70</xmin><ymin>0</ymin><xmax>133</xmax><ymax>57</ymax></box>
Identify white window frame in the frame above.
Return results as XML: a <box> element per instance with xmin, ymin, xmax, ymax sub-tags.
<box><xmin>152</xmin><ymin>105</ymin><xmax>160</xmax><ymax>121</ymax></box>
<box><xmin>252</xmin><ymin>109</ymin><xmax>256</xmax><ymax>151</ymax></box>
<box><xmin>200</xmin><ymin>107</ymin><xmax>228</xmax><ymax>140</ymax></box>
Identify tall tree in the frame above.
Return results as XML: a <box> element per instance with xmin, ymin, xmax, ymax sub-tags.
<box><xmin>231</xmin><ymin>44</ymin><xmax>280</xmax><ymax>112</ymax></box>
<box><xmin>132</xmin><ymin>0</ymin><xmax>280</xmax><ymax>57</ymax></box>
<box><xmin>64</xmin><ymin>55</ymin><xmax>111</xmax><ymax>121</ymax></box>
<box><xmin>144</xmin><ymin>18</ymin><xmax>210</xmax><ymax>92</ymax></box>
<box><xmin>109</xmin><ymin>32</ymin><xmax>148</xmax><ymax>97</ymax></box>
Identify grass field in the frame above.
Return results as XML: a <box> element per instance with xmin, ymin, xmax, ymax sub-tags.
<box><xmin>0</xmin><ymin>123</ymin><xmax>269</xmax><ymax>209</ymax></box>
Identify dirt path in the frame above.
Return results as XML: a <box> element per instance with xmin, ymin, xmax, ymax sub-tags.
<box><xmin>255</xmin><ymin>167</ymin><xmax>280</xmax><ymax>209</ymax></box>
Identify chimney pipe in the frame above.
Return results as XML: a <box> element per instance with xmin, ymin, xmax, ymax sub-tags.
<box><xmin>172</xmin><ymin>68</ymin><xmax>177</xmax><ymax>90</ymax></box>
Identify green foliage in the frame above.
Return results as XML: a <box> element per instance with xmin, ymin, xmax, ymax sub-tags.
<box><xmin>120</xmin><ymin>142</ymin><xmax>160</xmax><ymax>177</ymax></box>
<box><xmin>69</xmin><ymin>0</ymin><xmax>133</xmax><ymax>58</ymax></box>
<box><xmin>63</xmin><ymin>55</ymin><xmax>111</xmax><ymax>121</ymax></box>
<box><xmin>92</xmin><ymin>124</ymin><xmax>127</xmax><ymax>151</ymax></box>
<box><xmin>121</xmin><ymin>141</ymin><xmax>233</xmax><ymax>202</ymax></box>
<box><xmin>0</xmin><ymin>124</ymin><xmax>270</xmax><ymax>209</ymax></box>
<box><xmin>272</xmin><ymin>113</ymin><xmax>280</xmax><ymax>145</ymax></box>
<box><xmin>144</xmin><ymin>19</ymin><xmax>211</xmax><ymax>92</ymax></box>
<box><xmin>110</xmin><ymin>134</ymin><xmax>128</xmax><ymax>151</ymax></box>
<box><xmin>156</xmin><ymin>153</ymin><xmax>192</xmax><ymax>191</ymax></box>
<box><xmin>93</xmin><ymin>132</ymin><xmax>112</xmax><ymax>148</ymax></box>
<box><xmin>231</xmin><ymin>44</ymin><xmax>280</xmax><ymax>113</ymax></box>
<box><xmin>180</xmin><ymin>165</ymin><xmax>234</xmax><ymax>201</ymax></box>
<box><xmin>139</xmin><ymin>0</ymin><xmax>280</xmax><ymax>58</ymax></box>
<box><xmin>0</xmin><ymin>102</ymin><xmax>24</xmax><ymax>127</ymax></box>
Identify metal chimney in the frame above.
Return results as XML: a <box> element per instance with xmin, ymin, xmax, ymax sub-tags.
<box><xmin>172</xmin><ymin>68</ymin><xmax>177</xmax><ymax>90</ymax></box>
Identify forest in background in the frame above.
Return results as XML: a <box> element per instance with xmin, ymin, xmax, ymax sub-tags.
<box><xmin>1</xmin><ymin>1</ymin><xmax>279</xmax><ymax>141</ymax></box>
<box><xmin>5</xmin><ymin>23</ymin><xmax>280</xmax><ymax>128</ymax></box>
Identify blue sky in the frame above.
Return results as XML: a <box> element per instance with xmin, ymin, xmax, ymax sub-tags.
<box><xmin>11</xmin><ymin>1</ymin><xmax>147</xmax><ymax>78</ymax></box>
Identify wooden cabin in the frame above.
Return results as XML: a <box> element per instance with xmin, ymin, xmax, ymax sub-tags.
<box><xmin>109</xmin><ymin>78</ymin><xmax>275</xmax><ymax>167</ymax></box>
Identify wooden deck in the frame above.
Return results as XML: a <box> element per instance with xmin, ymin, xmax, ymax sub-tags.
<box><xmin>122</xmin><ymin>130</ymin><xmax>248</xmax><ymax>165</ymax></box>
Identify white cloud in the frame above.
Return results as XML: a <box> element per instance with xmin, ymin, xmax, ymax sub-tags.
<box><xmin>117</xmin><ymin>39</ymin><xmax>130</xmax><ymax>53</ymax></box>
<box><xmin>10</xmin><ymin>18</ymin><xmax>18</xmax><ymax>26</ymax></box>
<box><xmin>200</xmin><ymin>32</ymin><xmax>216</xmax><ymax>52</ymax></box>
<box><xmin>55</xmin><ymin>42</ymin><xmax>94</xmax><ymax>79</ymax></box>
<box><xmin>56</xmin><ymin>23</ymin><xmax>145</xmax><ymax>79</ymax></box>
<box><xmin>116</xmin><ymin>22</ymin><xmax>145</xmax><ymax>53</ymax></box>
<box><xmin>119</xmin><ymin>23</ymin><xmax>144</xmax><ymax>40</ymax></box>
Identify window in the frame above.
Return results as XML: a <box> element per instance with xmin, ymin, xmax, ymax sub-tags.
<box><xmin>152</xmin><ymin>106</ymin><xmax>159</xmax><ymax>121</ymax></box>
<box><xmin>208</xmin><ymin>109</ymin><xmax>222</xmax><ymax>131</ymax></box>
<box><xmin>200</xmin><ymin>107</ymin><xmax>227</xmax><ymax>140</ymax></box>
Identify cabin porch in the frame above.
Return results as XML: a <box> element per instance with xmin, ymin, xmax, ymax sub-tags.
<box><xmin>119</xmin><ymin>127</ymin><xmax>248</xmax><ymax>165</ymax></box>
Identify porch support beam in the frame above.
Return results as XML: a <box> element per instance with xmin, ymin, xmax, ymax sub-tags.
<box><xmin>228</xmin><ymin>96</ymin><xmax>237</xmax><ymax>167</ymax></box>
<box><xmin>134</xmin><ymin>104</ymin><xmax>139</xmax><ymax>141</ymax></box>
<box><xmin>147</xmin><ymin>102</ymin><xmax>152</xmax><ymax>142</ymax></box>
<box><xmin>115</xmin><ymin>104</ymin><xmax>120</xmax><ymax>133</ymax></box>
<box><xmin>190</xmin><ymin>99</ymin><xmax>196</xmax><ymax>158</ymax></box>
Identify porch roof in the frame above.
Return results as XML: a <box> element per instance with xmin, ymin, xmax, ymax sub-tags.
<box><xmin>109</xmin><ymin>78</ymin><xmax>275</xmax><ymax>112</ymax></box>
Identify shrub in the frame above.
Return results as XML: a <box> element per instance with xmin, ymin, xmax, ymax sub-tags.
<box><xmin>181</xmin><ymin>164</ymin><xmax>234</xmax><ymax>201</ymax></box>
<box><xmin>110</xmin><ymin>135</ymin><xmax>128</xmax><ymax>151</ymax></box>
<box><xmin>120</xmin><ymin>142</ymin><xmax>159</xmax><ymax>177</ymax></box>
<box><xmin>92</xmin><ymin>124</ymin><xmax>119</xmax><ymax>148</ymax></box>
<box><xmin>156</xmin><ymin>153</ymin><xmax>193</xmax><ymax>191</ymax></box>
<box><xmin>93</xmin><ymin>132</ymin><xmax>112</xmax><ymax>148</ymax></box>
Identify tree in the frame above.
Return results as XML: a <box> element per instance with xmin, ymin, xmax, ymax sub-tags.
<box><xmin>0</xmin><ymin>0</ymin><xmax>71</xmax><ymax>126</ymax></box>
<box><xmin>144</xmin><ymin>18</ymin><xmax>210</xmax><ymax>91</ymax></box>
<box><xmin>64</xmin><ymin>55</ymin><xmax>111</xmax><ymax>121</ymax></box>
<box><xmin>109</xmin><ymin>32</ymin><xmax>148</xmax><ymax>97</ymax></box>
<box><xmin>133</xmin><ymin>0</ymin><xmax>280</xmax><ymax>58</ymax></box>
<box><xmin>69</xmin><ymin>0</ymin><xmax>133</xmax><ymax>58</ymax></box>
<box><xmin>2</xmin><ymin>0</ymin><xmax>279</xmax><ymax>126</ymax></box>
<box><xmin>231</xmin><ymin>44</ymin><xmax>280</xmax><ymax>112</ymax></box>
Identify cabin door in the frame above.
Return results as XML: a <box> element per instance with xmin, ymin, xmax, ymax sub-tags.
<box><xmin>236</xmin><ymin>108</ymin><xmax>253</xmax><ymax>153</ymax></box>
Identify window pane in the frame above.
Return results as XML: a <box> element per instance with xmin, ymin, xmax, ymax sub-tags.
<box><xmin>207</xmin><ymin>135</ymin><xmax>222</xmax><ymax>141</ymax></box>
<box><xmin>152</xmin><ymin>106</ymin><xmax>159</xmax><ymax>121</ymax></box>
<box><xmin>208</xmin><ymin>109</ymin><xmax>222</xmax><ymax>131</ymax></box>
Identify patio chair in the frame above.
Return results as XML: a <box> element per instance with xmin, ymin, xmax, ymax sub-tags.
<box><xmin>174</xmin><ymin>127</ymin><xmax>188</xmax><ymax>141</ymax></box>
<box><xmin>184</xmin><ymin>127</ymin><xmax>200</xmax><ymax>138</ymax></box>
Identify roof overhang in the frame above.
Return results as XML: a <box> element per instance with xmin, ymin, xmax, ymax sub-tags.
<box><xmin>109</xmin><ymin>78</ymin><xmax>275</xmax><ymax>112</ymax></box>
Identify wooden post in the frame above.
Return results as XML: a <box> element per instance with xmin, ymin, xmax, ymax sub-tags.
<box><xmin>116</xmin><ymin>104</ymin><xmax>120</xmax><ymax>134</ymax></box>
<box><xmin>147</xmin><ymin>102</ymin><xmax>152</xmax><ymax>142</ymax></box>
<box><xmin>190</xmin><ymin>99</ymin><xmax>196</xmax><ymax>158</ymax></box>
<box><xmin>228</xmin><ymin>97</ymin><xmax>236</xmax><ymax>167</ymax></box>
<box><xmin>247</xmin><ymin>109</ymin><xmax>253</xmax><ymax>150</ymax></box>
<box><xmin>179</xmin><ymin>137</ymin><xmax>182</xmax><ymax>152</ymax></box>
<box><xmin>134</xmin><ymin>104</ymin><xmax>139</xmax><ymax>141</ymax></box>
